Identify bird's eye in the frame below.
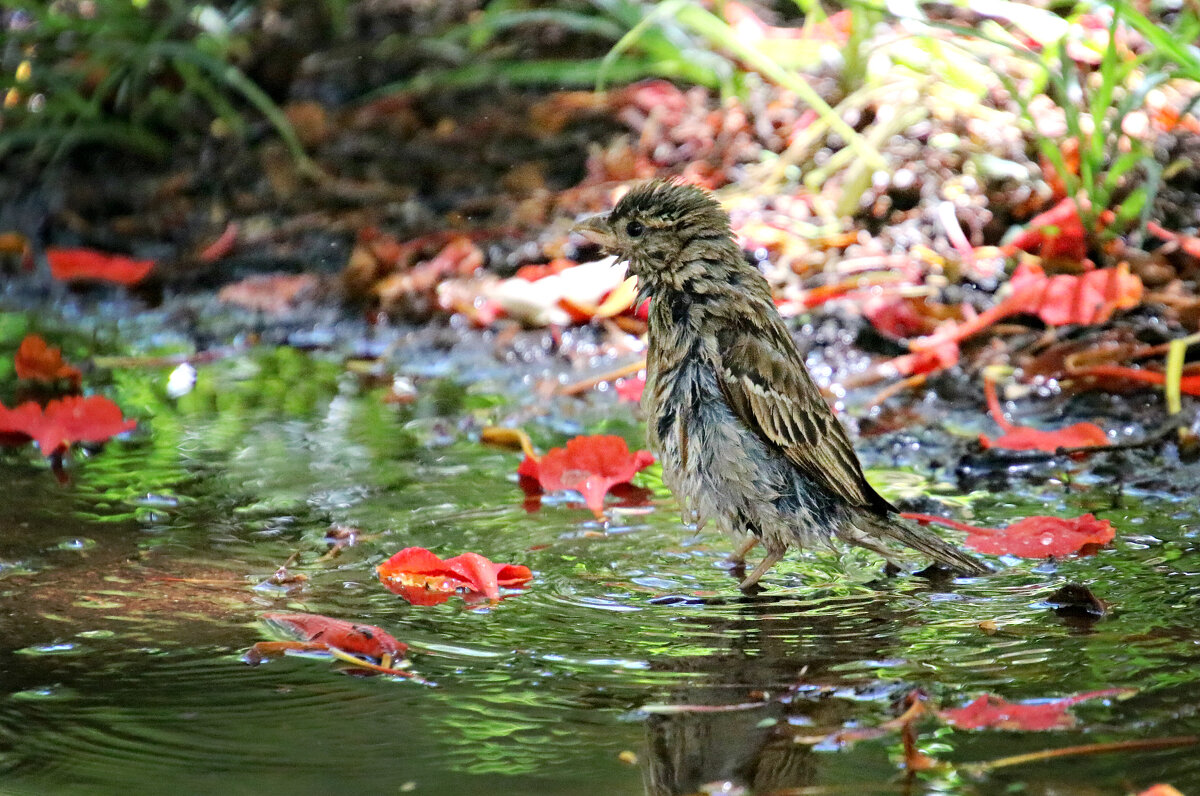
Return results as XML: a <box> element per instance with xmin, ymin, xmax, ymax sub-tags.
<box><xmin>625</xmin><ymin>220</ymin><xmax>645</xmax><ymax>238</ymax></box>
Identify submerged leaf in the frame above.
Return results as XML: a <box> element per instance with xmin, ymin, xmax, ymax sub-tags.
<box><xmin>902</xmin><ymin>512</ymin><xmax>1115</xmax><ymax>558</ymax></box>
<box><xmin>940</xmin><ymin>689</ymin><xmax>1131</xmax><ymax>731</ymax></box>
<box><xmin>262</xmin><ymin>613</ymin><xmax>407</xmax><ymax>660</ymax></box>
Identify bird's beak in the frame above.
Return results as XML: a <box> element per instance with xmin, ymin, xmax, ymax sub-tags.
<box><xmin>572</xmin><ymin>215</ymin><xmax>616</xmax><ymax>250</ymax></box>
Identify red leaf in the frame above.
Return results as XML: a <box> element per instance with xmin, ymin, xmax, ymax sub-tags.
<box><xmin>884</xmin><ymin>341</ymin><xmax>959</xmax><ymax>378</ymax></box>
<box><xmin>14</xmin><ymin>334</ymin><xmax>82</xmax><ymax>387</ymax></box>
<box><xmin>902</xmin><ymin>512</ymin><xmax>1115</xmax><ymax>558</ymax></box>
<box><xmin>0</xmin><ymin>396</ymin><xmax>137</xmax><ymax>456</ymax></box>
<box><xmin>1146</xmin><ymin>221</ymin><xmax>1200</xmax><ymax>259</ymax></box>
<box><xmin>39</xmin><ymin>396</ymin><xmax>139</xmax><ymax>454</ymax></box>
<box><xmin>965</xmin><ymin>514</ymin><xmax>1114</xmax><ymax>557</ymax></box>
<box><xmin>518</xmin><ymin>435</ymin><xmax>655</xmax><ymax>517</ymax></box>
<box><xmin>218</xmin><ymin>273</ymin><xmax>319</xmax><ymax>314</ymax></box>
<box><xmin>864</xmin><ymin>297</ymin><xmax>937</xmax><ymax>340</ymax></box>
<box><xmin>910</xmin><ymin>262</ymin><xmax>1142</xmax><ymax>353</ymax></box>
<box><xmin>0</xmin><ymin>401</ymin><xmax>44</xmax><ymax>448</ymax></box>
<box><xmin>376</xmin><ymin>547</ymin><xmax>532</xmax><ymax>605</ymax></box>
<box><xmin>46</xmin><ymin>247</ymin><xmax>154</xmax><ymax>286</ymax></box>
<box><xmin>1006</xmin><ymin>261</ymin><xmax>1143</xmax><ymax>326</ymax></box>
<box><xmin>940</xmin><ymin>689</ymin><xmax>1130</xmax><ymax>731</ymax></box>
<box><xmin>198</xmin><ymin>222</ymin><xmax>239</xmax><ymax>263</ymax></box>
<box><xmin>1003</xmin><ymin>198</ymin><xmax>1088</xmax><ymax>261</ymax></box>
<box><xmin>615</xmin><ymin>375</ymin><xmax>646</xmax><ymax>403</ymax></box>
<box><xmin>980</xmin><ymin>378</ymin><xmax>1108</xmax><ymax>452</ymax></box>
<box><xmin>262</xmin><ymin>613</ymin><xmax>406</xmax><ymax>660</ymax></box>
<box><xmin>1138</xmin><ymin>786</ymin><xmax>1186</xmax><ymax>796</ymax></box>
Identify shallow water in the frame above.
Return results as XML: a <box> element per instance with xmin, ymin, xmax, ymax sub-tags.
<box><xmin>1</xmin><ymin>344</ymin><xmax>1199</xmax><ymax>795</ymax></box>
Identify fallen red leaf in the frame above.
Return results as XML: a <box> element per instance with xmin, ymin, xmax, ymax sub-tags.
<box><xmin>911</xmin><ymin>262</ymin><xmax>1142</xmax><ymax>352</ymax></box>
<box><xmin>902</xmin><ymin>512</ymin><xmax>1115</xmax><ymax>558</ymax></box>
<box><xmin>1145</xmin><ymin>220</ymin><xmax>1200</xmax><ymax>259</ymax></box>
<box><xmin>0</xmin><ymin>396</ymin><xmax>137</xmax><ymax>455</ymax></box>
<box><xmin>883</xmin><ymin>340</ymin><xmax>960</xmax><ymax>378</ymax></box>
<box><xmin>1007</xmin><ymin>260</ymin><xmax>1143</xmax><ymax>326</ymax></box>
<box><xmin>46</xmin><ymin>247</ymin><xmax>154</xmax><ymax>286</ymax></box>
<box><xmin>14</xmin><ymin>334</ymin><xmax>82</xmax><ymax>387</ymax></box>
<box><xmin>217</xmin><ymin>273</ymin><xmax>319</xmax><ymax>314</ymax></box>
<box><xmin>863</xmin><ymin>296</ymin><xmax>941</xmax><ymax>340</ymax></box>
<box><xmin>1003</xmin><ymin>198</ymin><xmax>1087</xmax><ymax>261</ymax></box>
<box><xmin>262</xmin><ymin>613</ymin><xmax>406</xmax><ymax>660</ymax></box>
<box><xmin>1137</xmin><ymin>786</ymin><xmax>1186</xmax><ymax>796</ymax></box>
<box><xmin>376</xmin><ymin>547</ymin><xmax>532</xmax><ymax>605</ymax></box>
<box><xmin>198</xmin><ymin>222</ymin><xmax>239</xmax><ymax>263</ymax></box>
<box><xmin>979</xmin><ymin>378</ymin><xmax>1108</xmax><ymax>452</ymax></box>
<box><xmin>940</xmin><ymin>689</ymin><xmax>1131</xmax><ymax>731</ymax></box>
<box><xmin>518</xmin><ymin>434</ymin><xmax>655</xmax><ymax>517</ymax></box>
<box><xmin>515</xmin><ymin>258</ymin><xmax>575</xmax><ymax>282</ymax></box>
<box><xmin>615</xmin><ymin>375</ymin><xmax>646</xmax><ymax>403</ymax></box>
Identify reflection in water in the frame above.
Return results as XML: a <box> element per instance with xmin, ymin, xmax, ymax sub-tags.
<box><xmin>645</xmin><ymin>709</ymin><xmax>816</xmax><ymax>795</ymax></box>
<box><xmin>0</xmin><ymin>352</ymin><xmax>1198</xmax><ymax>793</ymax></box>
<box><xmin>641</xmin><ymin>593</ymin><xmax>902</xmax><ymax>795</ymax></box>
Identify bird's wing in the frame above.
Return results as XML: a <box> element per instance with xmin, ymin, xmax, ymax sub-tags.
<box><xmin>714</xmin><ymin>320</ymin><xmax>894</xmax><ymax>512</ymax></box>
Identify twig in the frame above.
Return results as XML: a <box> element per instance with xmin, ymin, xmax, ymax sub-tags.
<box><xmin>557</xmin><ymin>358</ymin><xmax>646</xmax><ymax>396</ymax></box>
<box><xmin>964</xmin><ymin>736</ymin><xmax>1197</xmax><ymax>774</ymax></box>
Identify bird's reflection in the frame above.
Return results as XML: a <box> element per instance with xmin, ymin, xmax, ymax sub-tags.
<box><xmin>640</xmin><ymin>587</ymin><xmax>914</xmax><ymax>795</ymax></box>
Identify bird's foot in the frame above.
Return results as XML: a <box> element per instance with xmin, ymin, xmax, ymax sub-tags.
<box><xmin>727</xmin><ymin>536</ymin><xmax>759</xmax><ymax>565</ymax></box>
<box><xmin>738</xmin><ymin>550</ymin><xmax>784</xmax><ymax>591</ymax></box>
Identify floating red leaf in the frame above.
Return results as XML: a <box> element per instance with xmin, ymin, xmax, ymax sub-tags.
<box><xmin>979</xmin><ymin>378</ymin><xmax>1108</xmax><ymax>452</ymax></box>
<box><xmin>377</xmin><ymin>546</ymin><xmax>532</xmax><ymax>605</ymax></box>
<box><xmin>966</xmin><ymin>514</ymin><xmax>1114</xmax><ymax>557</ymax></box>
<box><xmin>0</xmin><ymin>401</ymin><xmax>44</xmax><ymax>448</ymax></box>
<box><xmin>14</xmin><ymin>334</ymin><xmax>82</xmax><ymax>387</ymax></box>
<box><xmin>902</xmin><ymin>512</ymin><xmax>1115</xmax><ymax>558</ymax></box>
<box><xmin>0</xmin><ymin>396</ymin><xmax>137</xmax><ymax>455</ymax></box>
<box><xmin>518</xmin><ymin>434</ymin><xmax>655</xmax><ymax>517</ymax></box>
<box><xmin>940</xmin><ymin>689</ymin><xmax>1131</xmax><ymax>731</ymax></box>
<box><xmin>262</xmin><ymin>613</ymin><xmax>406</xmax><ymax>660</ymax></box>
<box><xmin>46</xmin><ymin>247</ymin><xmax>154</xmax><ymax>286</ymax></box>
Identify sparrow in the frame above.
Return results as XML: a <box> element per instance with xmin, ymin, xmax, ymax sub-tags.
<box><xmin>574</xmin><ymin>180</ymin><xmax>989</xmax><ymax>589</ymax></box>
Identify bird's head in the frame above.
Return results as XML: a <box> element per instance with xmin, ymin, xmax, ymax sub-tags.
<box><xmin>573</xmin><ymin>180</ymin><xmax>746</xmax><ymax>299</ymax></box>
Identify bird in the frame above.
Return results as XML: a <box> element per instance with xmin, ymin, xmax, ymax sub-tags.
<box><xmin>574</xmin><ymin>180</ymin><xmax>989</xmax><ymax>589</ymax></box>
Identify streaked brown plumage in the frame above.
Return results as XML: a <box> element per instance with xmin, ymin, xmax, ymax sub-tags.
<box><xmin>575</xmin><ymin>180</ymin><xmax>989</xmax><ymax>589</ymax></box>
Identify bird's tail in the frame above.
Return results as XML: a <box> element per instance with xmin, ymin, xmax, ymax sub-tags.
<box><xmin>841</xmin><ymin>513</ymin><xmax>991</xmax><ymax>576</ymax></box>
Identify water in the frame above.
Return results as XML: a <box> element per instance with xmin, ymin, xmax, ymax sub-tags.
<box><xmin>1</xmin><ymin>346</ymin><xmax>1198</xmax><ymax>795</ymax></box>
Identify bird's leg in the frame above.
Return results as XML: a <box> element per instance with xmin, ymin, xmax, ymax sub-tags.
<box><xmin>739</xmin><ymin>549</ymin><xmax>784</xmax><ymax>590</ymax></box>
<box><xmin>728</xmin><ymin>535</ymin><xmax>759</xmax><ymax>564</ymax></box>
